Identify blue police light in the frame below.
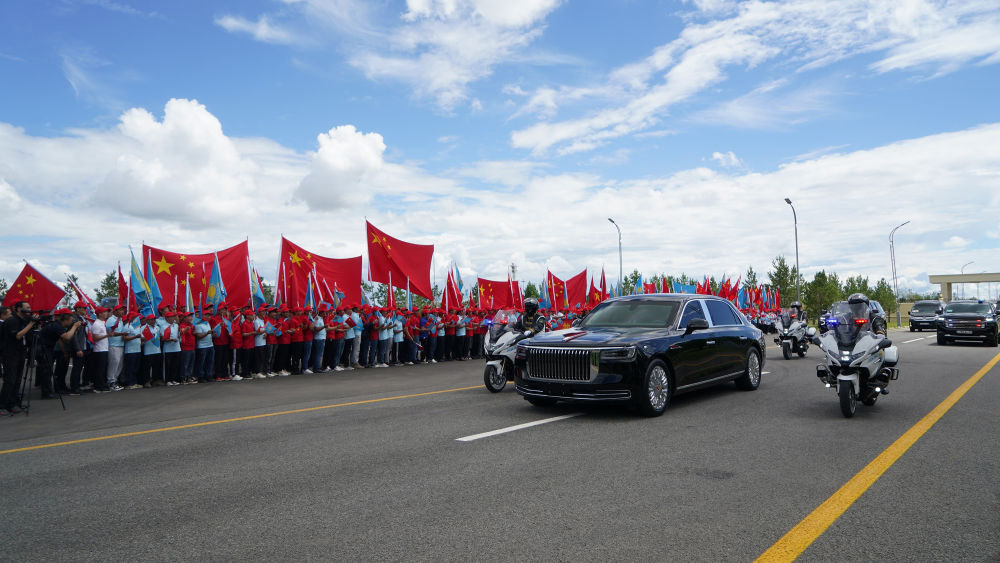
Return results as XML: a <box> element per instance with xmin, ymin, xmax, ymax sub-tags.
<box><xmin>826</xmin><ymin>318</ymin><xmax>839</xmax><ymax>326</ymax></box>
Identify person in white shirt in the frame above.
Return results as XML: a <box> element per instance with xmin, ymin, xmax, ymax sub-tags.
<box><xmin>105</xmin><ymin>303</ymin><xmax>126</xmax><ymax>390</ymax></box>
<box><xmin>312</xmin><ymin>304</ymin><xmax>328</xmax><ymax>373</ymax></box>
<box><xmin>252</xmin><ymin>308</ymin><xmax>268</xmax><ymax>378</ymax></box>
<box><xmin>89</xmin><ymin>308</ymin><xmax>114</xmax><ymax>391</ymax></box>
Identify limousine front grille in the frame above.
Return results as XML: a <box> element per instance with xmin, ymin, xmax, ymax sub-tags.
<box><xmin>525</xmin><ymin>348</ymin><xmax>594</xmax><ymax>381</ymax></box>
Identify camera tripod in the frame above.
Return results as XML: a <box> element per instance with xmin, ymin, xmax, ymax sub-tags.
<box><xmin>16</xmin><ymin>329</ymin><xmax>67</xmax><ymax>415</ymax></box>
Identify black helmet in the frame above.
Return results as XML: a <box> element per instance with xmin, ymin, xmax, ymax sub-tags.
<box><xmin>847</xmin><ymin>293</ymin><xmax>869</xmax><ymax>306</ymax></box>
<box><xmin>847</xmin><ymin>293</ymin><xmax>870</xmax><ymax>322</ymax></box>
<box><xmin>789</xmin><ymin>301</ymin><xmax>802</xmax><ymax>310</ymax></box>
<box><xmin>524</xmin><ymin>298</ymin><xmax>539</xmax><ymax>316</ymax></box>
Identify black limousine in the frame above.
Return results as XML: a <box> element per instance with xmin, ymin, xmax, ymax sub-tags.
<box><xmin>514</xmin><ymin>294</ymin><xmax>767</xmax><ymax>416</ymax></box>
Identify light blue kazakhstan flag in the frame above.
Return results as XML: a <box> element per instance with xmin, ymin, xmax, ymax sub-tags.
<box><xmin>145</xmin><ymin>251</ymin><xmax>163</xmax><ymax>312</ymax></box>
<box><xmin>206</xmin><ymin>252</ymin><xmax>227</xmax><ymax>314</ymax></box>
<box><xmin>130</xmin><ymin>249</ymin><xmax>155</xmax><ymax>316</ymax></box>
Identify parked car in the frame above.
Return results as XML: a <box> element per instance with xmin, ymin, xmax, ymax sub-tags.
<box><xmin>908</xmin><ymin>300</ymin><xmax>944</xmax><ymax>332</ymax></box>
<box><xmin>513</xmin><ymin>294</ymin><xmax>767</xmax><ymax>417</ymax></box>
<box><xmin>937</xmin><ymin>300</ymin><xmax>998</xmax><ymax>347</ymax></box>
<box><xmin>869</xmin><ymin>300</ymin><xmax>888</xmax><ymax>334</ymax></box>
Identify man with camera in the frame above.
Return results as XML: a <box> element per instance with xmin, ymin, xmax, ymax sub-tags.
<box><xmin>0</xmin><ymin>301</ymin><xmax>40</xmax><ymax>414</ymax></box>
<box><xmin>36</xmin><ymin>309</ymin><xmax>84</xmax><ymax>399</ymax></box>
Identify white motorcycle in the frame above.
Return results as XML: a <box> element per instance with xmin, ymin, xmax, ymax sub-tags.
<box><xmin>809</xmin><ymin>299</ymin><xmax>899</xmax><ymax>418</ymax></box>
<box><xmin>774</xmin><ymin>309</ymin><xmax>809</xmax><ymax>359</ymax></box>
<box><xmin>483</xmin><ymin>309</ymin><xmax>533</xmax><ymax>393</ymax></box>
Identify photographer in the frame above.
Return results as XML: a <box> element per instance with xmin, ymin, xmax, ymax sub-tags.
<box><xmin>35</xmin><ymin>309</ymin><xmax>83</xmax><ymax>399</ymax></box>
<box><xmin>0</xmin><ymin>301</ymin><xmax>39</xmax><ymax>414</ymax></box>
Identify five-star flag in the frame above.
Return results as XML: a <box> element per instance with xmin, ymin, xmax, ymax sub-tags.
<box><xmin>366</xmin><ymin>221</ymin><xmax>433</xmax><ymax>300</ymax></box>
<box><xmin>279</xmin><ymin>237</ymin><xmax>362</xmax><ymax>308</ymax></box>
<box><xmin>2</xmin><ymin>262</ymin><xmax>65</xmax><ymax>311</ymax></box>
<box><xmin>142</xmin><ymin>241</ymin><xmax>250</xmax><ymax>308</ymax></box>
<box><xmin>476</xmin><ymin>278</ymin><xmax>515</xmax><ymax>309</ymax></box>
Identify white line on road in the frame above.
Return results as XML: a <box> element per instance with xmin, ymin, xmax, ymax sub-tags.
<box><xmin>762</xmin><ymin>371</ymin><xmax>771</xmax><ymax>375</ymax></box>
<box><xmin>902</xmin><ymin>338</ymin><xmax>924</xmax><ymax>344</ymax></box>
<box><xmin>456</xmin><ymin>413</ymin><xmax>583</xmax><ymax>442</ymax></box>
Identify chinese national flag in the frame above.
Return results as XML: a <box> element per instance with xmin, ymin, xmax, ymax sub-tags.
<box><xmin>279</xmin><ymin>237</ymin><xmax>362</xmax><ymax>307</ymax></box>
<box><xmin>565</xmin><ymin>269</ymin><xmax>588</xmax><ymax>308</ymax></box>
<box><xmin>2</xmin><ymin>263</ymin><xmax>65</xmax><ymax>311</ymax></box>
<box><xmin>477</xmin><ymin>278</ymin><xmax>512</xmax><ymax>309</ymax></box>
<box><xmin>142</xmin><ymin>241</ymin><xmax>250</xmax><ymax>308</ymax></box>
<box><xmin>117</xmin><ymin>264</ymin><xmax>137</xmax><ymax>312</ymax></box>
<box><xmin>588</xmin><ymin>279</ymin><xmax>600</xmax><ymax>306</ymax></box>
<box><xmin>366</xmin><ymin>221</ymin><xmax>434</xmax><ymax>299</ymax></box>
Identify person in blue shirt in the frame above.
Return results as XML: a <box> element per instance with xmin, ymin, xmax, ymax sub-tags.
<box><xmin>376</xmin><ymin>308</ymin><xmax>391</xmax><ymax>368</ymax></box>
<box><xmin>194</xmin><ymin>313</ymin><xmax>214</xmax><ymax>383</ymax></box>
<box><xmin>162</xmin><ymin>311</ymin><xmax>182</xmax><ymax>385</ymax></box>
<box><xmin>392</xmin><ymin>311</ymin><xmax>404</xmax><ymax>365</ymax></box>
<box><xmin>105</xmin><ymin>303</ymin><xmax>127</xmax><ymax>389</ymax></box>
<box><xmin>121</xmin><ymin>313</ymin><xmax>143</xmax><ymax>389</ymax></box>
<box><xmin>139</xmin><ymin>314</ymin><xmax>162</xmax><ymax>388</ymax></box>
<box><xmin>349</xmin><ymin>306</ymin><xmax>363</xmax><ymax>369</ymax></box>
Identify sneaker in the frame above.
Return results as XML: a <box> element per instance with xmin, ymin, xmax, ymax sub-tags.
<box><xmin>342</xmin><ymin>366</ymin><xmax>354</xmax><ymax>371</ymax></box>
<box><xmin>266</xmin><ymin>372</ymin><xmax>276</xmax><ymax>378</ymax></box>
<box><xmin>166</xmin><ymin>381</ymin><xmax>177</xmax><ymax>386</ymax></box>
<box><xmin>430</xmin><ymin>359</ymin><xmax>437</xmax><ymax>364</ymax></box>
<box><xmin>143</xmin><ymin>383</ymin><xmax>152</xmax><ymax>389</ymax></box>
<box><xmin>190</xmin><ymin>379</ymin><xmax>199</xmax><ymax>384</ymax></box>
<box><xmin>333</xmin><ymin>366</ymin><xmax>344</xmax><ymax>372</ymax></box>
<box><xmin>111</xmin><ymin>385</ymin><xmax>124</xmax><ymax>391</ymax></box>
<box><xmin>352</xmin><ymin>363</ymin><xmax>363</xmax><ymax>369</ymax></box>
<box><xmin>253</xmin><ymin>373</ymin><xmax>266</xmax><ymax>379</ymax></box>
<box><xmin>405</xmin><ymin>362</ymin><xmax>414</xmax><ymax>366</ymax></box>
<box><xmin>279</xmin><ymin>370</ymin><xmax>290</xmax><ymax>376</ymax></box>
<box><xmin>128</xmin><ymin>384</ymin><xmax>143</xmax><ymax>390</ymax></box>
<box><xmin>321</xmin><ymin>367</ymin><xmax>332</xmax><ymax>373</ymax></box>
<box><xmin>231</xmin><ymin>375</ymin><xmax>244</xmax><ymax>381</ymax></box>
<box><xmin>93</xmin><ymin>389</ymin><xmax>106</xmax><ymax>394</ymax></box>
<box><xmin>81</xmin><ymin>384</ymin><xmax>94</xmax><ymax>391</ymax></box>
<box><xmin>303</xmin><ymin>369</ymin><xmax>313</xmax><ymax>374</ymax></box>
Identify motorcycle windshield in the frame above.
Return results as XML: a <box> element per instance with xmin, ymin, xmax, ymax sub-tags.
<box><xmin>489</xmin><ymin>309</ymin><xmax>518</xmax><ymax>343</ymax></box>
<box><xmin>780</xmin><ymin>314</ymin><xmax>793</xmax><ymax>328</ymax></box>
<box><xmin>831</xmin><ymin>306</ymin><xmax>870</xmax><ymax>349</ymax></box>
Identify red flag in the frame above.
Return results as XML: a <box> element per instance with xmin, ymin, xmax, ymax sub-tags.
<box><xmin>644</xmin><ymin>282</ymin><xmax>656</xmax><ymax>294</ymax></box>
<box><xmin>142</xmin><ymin>241</ymin><xmax>250</xmax><ymax>309</ymax></box>
<box><xmin>588</xmin><ymin>279</ymin><xmax>601</xmax><ymax>306</ymax></box>
<box><xmin>565</xmin><ymin>269</ymin><xmax>588</xmax><ymax>308</ymax></box>
<box><xmin>599</xmin><ymin>268</ymin><xmax>608</xmax><ymax>301</ymax></box>
<box><xmin>511</xmin><ymin>279</ymin><xmax>523</xmax><ymax>309</ymax></box>
<box><xmin>443</xmin><ymin>269</ymin><xmax>461</xmax><ymax>309</ymax></box>
<box><xmin>547</xmin><ymin>271</ymin><xmax>567</xmax><ymax>309</ymax></box>
<box><xmin>2</xmin><ymin>263</ymin><xmax>65</xmax><ymax>311</ymax></box>
<box><xmin>366</xmin><ymin>221</ymin><xmax>433</xmax><ymax>299</ymax></box>
<box><xmin>117</xmin><ymin>264</ymin><xmax>137</xmax><ymax>312</ymax></box>
<box><xmin>279</xmin><ymin>237</ymin><xmax>362</xmax><ymax>308</ymax></box>
<box><xmin>477</xmin><ymin>278</ymin><xmax>512</xmax><ymax>309</ymax></box>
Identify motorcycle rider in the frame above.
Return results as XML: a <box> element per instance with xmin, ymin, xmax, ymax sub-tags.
<box><xmin>516</xmin><ymin>298</ymin><xmax>546</xmax><ymax>336</ymax></box>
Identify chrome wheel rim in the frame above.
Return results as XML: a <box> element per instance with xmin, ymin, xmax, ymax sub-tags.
<box><xmin>490</xmin><ymin>367</ymin><xmax>504</xmax><ymax>388</ymax></box>
<box><xmin>748</xmin><ymin>352</ymin><xmax>761</xmax><ymax>386</ymax></box>
<box><xmin>648</xmin><ymin>366</ymin><xmax>669</xmax><ymax>411</ymax></box>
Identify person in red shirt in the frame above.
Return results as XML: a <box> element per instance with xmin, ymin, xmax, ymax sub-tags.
<box><xmin>363</xmin><ymin>307</ymin><xmax>380</xmax><ymax>368</ymax></box>
<box><xmin>210</xmin><ymin>305</ymin><xmax>231</xmax><ymax>381</ymax></box>
<box><xmin>300</xmin><ymin>310</ymin><xmax>315</xmax><ymax>373</ymax></box>
<box><xmin>403</xmin><ymin>309</ymin><xmax>420</xmax><ymax>365</ymax></box>
<box><xmin>265</xmin><ymin>308</ymin><xmax>279</xmax><ymax>376</ymax></box>
<box><xmin>275</xmin><ymin>307</ymin><xmax>292</xmax><ymax>375</ymax></box>
<box><xmin>326</xmin><ymin>307</ymin><xmax>347</xmax><ymax>371</ymax></box>
<box><xmin>179</xmin><ymin>311</ymin><xmax>197</xmax><ymax>384</ymax></box>
<box><xmin>287</xmin><ymin>307</ymin><xmax>303</xmax><ymax>373</ymax></box>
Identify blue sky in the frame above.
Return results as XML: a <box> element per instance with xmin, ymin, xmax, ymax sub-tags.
<box><xmin>1</xmin><ymin>0</ymin><xmax>999</xmax><ymax>297</ymax></box>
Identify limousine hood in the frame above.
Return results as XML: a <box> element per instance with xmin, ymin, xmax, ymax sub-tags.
<box><xmin>524</xmin><ymin>327</ymin><xmax>672</xmax><ymax>347</ymax></box>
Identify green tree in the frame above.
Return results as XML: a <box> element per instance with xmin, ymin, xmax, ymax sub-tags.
<box><xmin>95</xmin><ymin>271</ymin><xmax>118</xmax><ymax>301</ymax></box>
<box><xmin>0</xmin><ymin>277</ymin><xmax>7</xmax><ymax>302</ymax></box>
<box><xmin>803</xmin><ymin>270</ymin><xmax>843</xmax><ymax>325</ymax></box>
<box><xmin>622</xmin><ymin>269</ymin><xmax>642</xmax><ymax>295</ymax></box>
<box><xmin>744</xmin><ymin>266</ymin><xmax>758</xmax><ymax>288</ymax></box>
<box><xmin>767</xmin><ymin>255</ymin><xmax>800</xmax><ymax>307</ymax></box>
<box><xmin>523</xmin><ymin>281</ymin><xmax>539</xmax><ymax>299</ymax></box>
<box><xmin>871</xmin><ymin>278</ymin><xmax>896</xmax><ymax>316</ymax></box>
<box><xmin>61</xmin><ymin>274</ymin><xmax>79</xmax><ymax>307</ymax></box>
<box><xmin>261</xmin><ymin>283</ymin><xmax>275</xmax><ymax>305</ymax></box>
<box><xmin>842</xmin><ymin>275</ymin><xmax>872</xmax><ymax>297</ymax></box>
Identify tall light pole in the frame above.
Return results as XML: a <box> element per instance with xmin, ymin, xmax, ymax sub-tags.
<box><xmin>608</xmin><ymin>218</ymin><xmax>623</xmax><ymax>293</ymax></box>
<box><xmin>961</xmin><ymin>261</ymin><xmax>974</xmax><ymax>299</ymax></box>
<box><xmin>889</xmin><ymin>221</ymin><xmax>909</xmax><ymax>327</ymax></box>
<box><xmin>784</xmin><ymin>198</ymin><xmax>800</xmax><ymax>303</ymax></box>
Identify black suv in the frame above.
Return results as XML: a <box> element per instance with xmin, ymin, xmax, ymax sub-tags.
<box><xmin>513</xmin><ymin>295</ymin><xmax>767</xmax><ymax>416</ymax></box>
<box><xmin>937</xmin><ymin>300</ymin><xmax>999</xmax><ymax>347</ymax></box>
<box><xmin>908</xmin><ymin>300</ymin><xmax>944</xmax><ymax>332</ymax></box>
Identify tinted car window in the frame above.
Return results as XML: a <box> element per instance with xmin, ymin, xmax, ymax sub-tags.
<box><xmin>679</xmin><ymin>301</ymin><xmax>706</xmax><ymax>328</ymax></box>
<box><xmin>944</xmin><ymin>303</ymin><xmax>990</xmax><ymax>314</ymax></box>
<box><xmin>580</xmin><ymin>300</ymin><xmax>680</xmax><ymax>329</ymax></box>
<box><xmin>706</xmin><ymin>300</ymin><xmax>740</xmax><ymax>326</ymax></box>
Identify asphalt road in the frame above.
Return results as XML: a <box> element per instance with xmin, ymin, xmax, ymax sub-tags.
<box><xmin>1</xmin><ymin>330</ymin><xmax>998</xmax><ymax>562</ymax></box>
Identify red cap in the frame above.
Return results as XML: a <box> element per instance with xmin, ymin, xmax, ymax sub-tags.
<box><xmin>113</xmin><ymin>303</ymin><xmax>126</xmax><ymax>310</ymax></box>
<box><xmin>95</xmin><ymin>306</ymin><xmax>109</xmax><ymax>313</ymax></box>
<box><xmin>73</xmin><ymin>302</ymin><xmax>87</xmax><ymax>309</ymax></box>
<box><xmin>143</xmin><ymin>314</ymin><xmax>156</xmax><ymax>320</ymax></box>
<box><xmin>164</xmin><ymin>311</ymin><xmax>176</xmax><ymax>317</ymax></box>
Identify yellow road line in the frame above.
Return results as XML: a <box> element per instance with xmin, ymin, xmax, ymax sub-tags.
<box><xmin>756</xmin><ymin>350</ymin><xmax>1000</xmax><ymax>562</ymax></box>
<box><xmin>0</xmin><ymin>385</ymin><xmax>481</xmax><ymax>456</ymax></box>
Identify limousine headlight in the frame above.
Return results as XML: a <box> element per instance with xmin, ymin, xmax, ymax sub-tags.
<box><xmin>601</xmin><ymin>346</ymin><xmax>637</xmax><ymax>361</ymax></box>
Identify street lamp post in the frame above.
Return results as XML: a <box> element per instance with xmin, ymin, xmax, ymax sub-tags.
<box><xmin>784</xmin><ymin>198</ymin><xmax>800</xmax><ymax>303</ymax></box>
<box><xmin>961</xmin><ymin>261</ymin><xmax>974</xmax><ymax>299</ymax></box>
<box><xmin>889</xmin><ymin>221</ymin><xmax>909</xmax><ymax>327</ymax></box>
<box><xmin>608</xmin><ymin>218</ymin><xmax>623</xmax><ymax>293</ymax></box>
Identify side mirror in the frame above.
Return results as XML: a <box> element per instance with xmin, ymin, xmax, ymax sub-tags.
<box><xmin>806</xmin><ymin>327</ymin><xmax>817</xmax><ymax>337</ymax></box>
<box><xmin>684</xmin><ymin>318</ymin><xmax>709</xmax><ymax>335</ymax></box>
<box><xmin>571</xmin><ymin>319</ymin><xmax>581</xmax><ymax>327</ymax></box>
<box><xmin>879</xmin><ymin>339</ymin><xmax>892</xmax><ymax>349</ymax></box>
<box><xmin>936</xmin><ymin>309</ymin><xmax>943</xmax><ymax>314</ymax></box>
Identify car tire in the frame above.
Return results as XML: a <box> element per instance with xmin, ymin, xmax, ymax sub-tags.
<box><xmin>525</xmin><ymin>396</ymin><xmax>557</xmax><ymax>407</ymax></box>
<box><xmin>735</xmin><ymin>349</ymin><xmax>762</xmax><ymax>391</ymax></box>
<box><xmin>937</xmin><ymin>333</ymin><xmax>947</xmax><ymax>346</ymax></box>
<box><xmin>636</xmin><ymin>360</ymin><xmax>672</xmax><ymax>417</ymax></box>
<box><xmin>987</xmin><ymin>331</ymin><xmax>998</xmax><ymax>348</ymax></box>
<box><xmin>909</xmin><ymin>327</ymin><xmax>914</xmax><ymax>332</ymax></box>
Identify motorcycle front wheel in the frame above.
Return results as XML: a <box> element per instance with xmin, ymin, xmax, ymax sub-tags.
<box><xmin>484</xmin><ymin>364</ymin><xmax>506</xmax><ymax>393</ymax></box>
<box><xmin>839</xmin><ymin>383</ymin><xmax>857</xmax><ymax>418</ymax></box>
<box><xmin>782</xmin><ymin>343</ymin><xmax>792</xmax><ymax>360</ymax></box>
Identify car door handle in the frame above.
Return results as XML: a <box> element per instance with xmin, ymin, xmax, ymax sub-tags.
<box><xmin>739</xmin><ymin>336</ymin><xmax>747</xmax><ymax>340</ymax></box>
<box><xmin>706</xmin><ymin>340</ymin><xmax>716</xmax><ymax>345</ymax></box>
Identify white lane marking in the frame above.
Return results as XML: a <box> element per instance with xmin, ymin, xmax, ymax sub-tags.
<box><xmin>902</xmin><ymin>338</ymin><xmax>924</xmax><ymax>344</ymax></box>
<box><xmin>456</xmin><ymin>413</ymin><xmax>583</xmax><ymax>442</ymax></box>
<box><xmin>762</xmin><ymin>371</ymin><xmax>771</xmax><ymax>375</ymax></box>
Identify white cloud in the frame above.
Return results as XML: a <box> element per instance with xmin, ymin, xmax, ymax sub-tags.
<box><xmin>710</xmin><ymin>150</ymin><xmax>742</xmax><ymax>168</ymax></box>
<box><xmin>942</xmin><ymin>236</ymin><xmax>971</xmax><ymax>248</ymax></box>
<box><xmin>510</xmin><ymin>0</ymin><xmax>1000</xmax><ymax>155</ymax></box>
<box><xmin>1</xmin><ymin>100</ymin><xmax>998</xmax><ymax>299</ymax></box>
<box><xmin>214</xmin><ymin>15</ymin><xmax>303</xmax><ymax>46</ymax></box>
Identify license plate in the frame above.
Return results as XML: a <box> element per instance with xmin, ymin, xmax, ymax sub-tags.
<box><xmin>957</xmin><ymin>330</ymin><xmax>973</xmax><ymax>335</ymax></box>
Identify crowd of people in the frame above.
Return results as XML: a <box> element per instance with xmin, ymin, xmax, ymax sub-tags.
<box><xmin>0</xmin><ymin>299</ymin><xmax>594</xmax><ymax>414</ymax></box>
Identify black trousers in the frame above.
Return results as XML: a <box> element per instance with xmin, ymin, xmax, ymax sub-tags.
<box><xmin>122</xmin><ymin>353</ymin><xmax>140</xmax><ymax>387</ymax></box>
<box><xmin>90</xmin><ymin>351</ymin><xmax>109</xmax><ymax>390</ymax></box>
<box><xmin>164</xmin><ymin>351</ymin><xmax>180</xmax><ymax>383</ymax></box>
<box><xmin>34</xmin><ymin>353</ymin><xmax>55</xmax><ymax>396</ymax></box>
<box><xmin>140</xmin><ymin>354</ymin><xmax>162</xmax><ymax>385</ymax></box>
<box><xmin>254</xmin><ymin>345</ymin><xmax>267</xmax><ymax>374</ymax></box>
<box><xmin>290</xmin><ymin>341</ymin><xmax>303</xmax><ymax>373</ymax></box>
<box><xmin>54</xmin><ymin>354</ymin><xmax>71</xmax><ymax>392</ymax></box>
<box><xmin>276</xmin><ymin>344</ymin><xmax>290</xmax><ymax>372</ymax></box>
<box><xmin>214</xmin><ymin>344</ymin><xmax>230</xmax><ymax>378</ymax></box>
<box><xmin>240</xmin><ymin>348</ymin><xmax>252</xmax><ymax>377</ymax></box>
<box><xmin>0</xmin><ymin>352</ymin><xmax>25</xmax><ymax>409</ymax></box>
<box><xmin>69</xmin><ymin>351</ymin><xmax>86</xmax><ymax>391</ymax></box>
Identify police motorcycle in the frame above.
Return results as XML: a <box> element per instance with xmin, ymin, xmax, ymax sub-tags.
<box><xmin>809</xmin><ymin>294</ymin><xmax>899</xmax><ymax>418</ymax></box>
<box><xmin>774</xmin><ymin>301</ymin><xmax>810</xmax><ymax>359</ymax></box>
<box><xmin>482</xmin><ymin>309</ymin><xmax>526</xmax><ymax>392</ymax></box>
